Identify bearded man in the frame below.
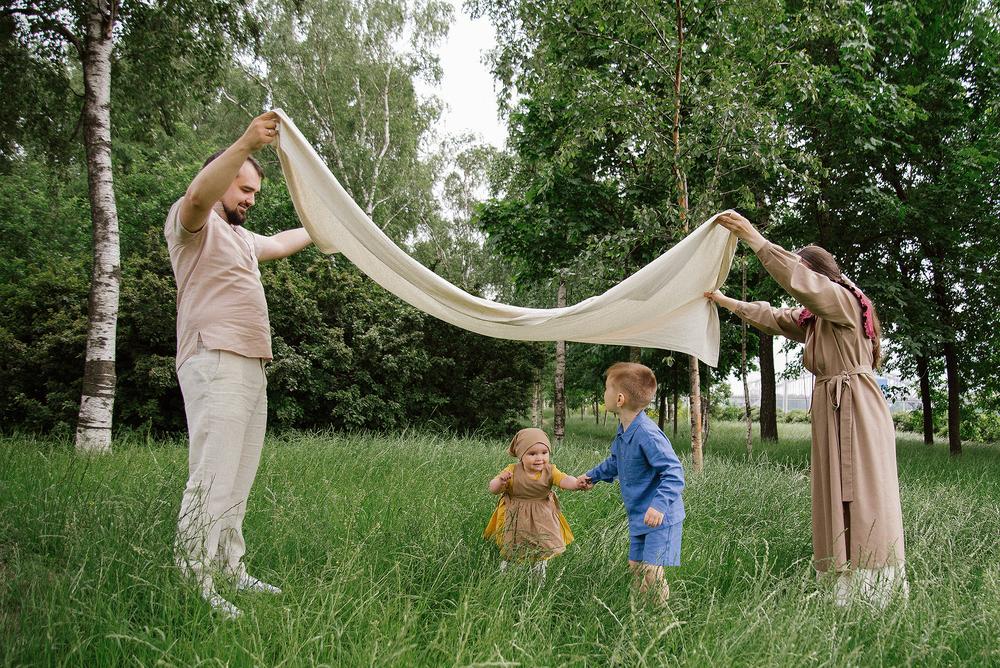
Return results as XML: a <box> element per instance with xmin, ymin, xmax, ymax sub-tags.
<box><xmin>164</xmin><ymin>111</ymin><xmax>311</xmax><ymax>618</ymax></box>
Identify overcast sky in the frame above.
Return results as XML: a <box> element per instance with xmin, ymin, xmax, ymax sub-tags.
<box><xmin>426</xmin><ymin>0</ymin><xmax>506</xmax><ymax>147</ymax></box>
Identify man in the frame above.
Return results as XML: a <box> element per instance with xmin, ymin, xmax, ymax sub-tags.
<box><xmin>165</xmin><ymin>111</ymin><xmax>312</xmax><ymax>618</ymax></box>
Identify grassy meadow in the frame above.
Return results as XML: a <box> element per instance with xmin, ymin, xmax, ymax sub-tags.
<box><xmin>2</xmin><ymin>415</ymin><xmax>999</xmax><ymax>666</ymax></box>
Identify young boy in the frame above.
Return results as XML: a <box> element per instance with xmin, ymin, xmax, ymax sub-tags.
<box><xmin>580</xmin><ymin>362</ymin><xmax>685</xmax><ymax>603</ymax></box>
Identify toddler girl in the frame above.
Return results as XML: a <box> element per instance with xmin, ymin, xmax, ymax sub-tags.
<box><xmin>483</xmin><ymin>428</ymin><xmax>588</xmax><ymax>574</ymax></box>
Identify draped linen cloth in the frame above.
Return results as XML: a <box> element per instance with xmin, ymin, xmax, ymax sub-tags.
<box><xmin>271</xmin><ymin>108</ymin><xmax>737</xmax><ymax>366</ymax></box>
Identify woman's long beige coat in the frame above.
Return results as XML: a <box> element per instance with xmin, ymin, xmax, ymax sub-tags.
<box><xmin>734</xmin><ymin>240</ymin><xmax>905</xmax><ymax>571</ymax></box>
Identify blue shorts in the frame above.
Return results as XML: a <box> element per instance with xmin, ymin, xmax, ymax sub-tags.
<box><xmin>629</xmin><ymin>522</ymin><xmax>683</xmax><ymax>567</ymax></box>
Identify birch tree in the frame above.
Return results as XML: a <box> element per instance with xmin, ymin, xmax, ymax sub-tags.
<box><xmin>1</xmin><ymin>0</ymin><xmax>257</xmax><ymax>451</ymax></box>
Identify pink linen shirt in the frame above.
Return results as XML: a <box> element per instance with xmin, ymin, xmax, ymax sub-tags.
<box><xmin>164</xmin><ymin>198</ymin><xmax>273</xmax><ymax>369</ymax></box>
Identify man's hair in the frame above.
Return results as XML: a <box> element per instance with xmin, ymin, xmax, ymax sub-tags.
<box><xmin>605</xmin><ymin>362</ymin><xmax>657</xmax><ymax>410</ymax></box>
<box><xmin>202</xmin><ymin>149</ymin><xmax>265</xmax><ymax>180</ymax></box>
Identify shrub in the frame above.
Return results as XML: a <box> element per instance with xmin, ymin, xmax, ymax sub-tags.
<box><xmin>781</xmin><ymin>409</ymin><xmax>811</xmax><ymax>424</ymax></box>
<box><xmin>712</xmin><ymin>404</ymin><xmax>745</xmax><ymax>422</ymax></box>
<box><xmin>2</xmin><ymin>228</ymin><xmax>543</xmax><ymax>437</ymax></box>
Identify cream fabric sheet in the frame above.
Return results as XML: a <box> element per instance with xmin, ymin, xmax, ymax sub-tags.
<box><xmin>272</xmin><ymin>108</ymin><xmax>737</xmax><ymax>366</ymax></box>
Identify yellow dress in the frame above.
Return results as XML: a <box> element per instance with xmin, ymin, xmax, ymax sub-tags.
<box><xmin>483</xmin><ymin>463</ymin><xmax>574</xmax><ymax>560</ymax></box>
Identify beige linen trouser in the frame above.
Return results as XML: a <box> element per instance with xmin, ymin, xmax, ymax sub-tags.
<box><xmin>175</xmin><ymin>342</ymin><xmax>267</xmax><ymax>593</ymax></box>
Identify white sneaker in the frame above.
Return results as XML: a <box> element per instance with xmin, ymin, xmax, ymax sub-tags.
<box><xmin>203</xmin><ymin>590</ymin><xmax>241</xmax><ymax>619</ymax></box>
<box><xmin>237</xmin><ymin>573</ymin><xmax>282</xmax><ymax>595</ymax></box>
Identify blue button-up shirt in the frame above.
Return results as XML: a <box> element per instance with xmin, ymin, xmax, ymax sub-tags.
<box><xmin>586</xmin><ymin>411</ymin><xmax>686</xmax><ymax>535</ymax></box>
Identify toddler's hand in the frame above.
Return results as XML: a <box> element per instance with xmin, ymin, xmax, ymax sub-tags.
<box><xmin>498</xmin><ymin>471</ymin><xmax>513</xmax><ymax>484</ymax></box>
<box><xmin>576</xmin><ymin>475</ymin><xmax>593</xmax><ymax>490</ymax></box>
<box><xmin>644</xmin><ymin>506</ymin><xmax>664</xmax><ymax>528</ymax></box>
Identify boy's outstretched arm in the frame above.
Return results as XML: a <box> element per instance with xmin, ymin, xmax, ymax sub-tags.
<box><xmin>585</xmin><ymin>452</ymin><xmax>619</xmax><ymax>484</ymax></box>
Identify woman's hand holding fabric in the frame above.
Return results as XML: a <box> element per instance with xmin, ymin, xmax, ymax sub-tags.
<box><xmin>705</xmin><ymin>290</ymin><xmax>739</xmax><ymax>313</ymax></box>
<box><xmin>716</xmin><ymin>211</ymin><xmax>767</xmax><ymax>249</ymax></box>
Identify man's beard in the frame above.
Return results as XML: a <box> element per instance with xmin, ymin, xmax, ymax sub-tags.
<box><xmin>222</xmin><ymin>203</ymin><xmax>246</xmax><ymax>227</ymax></box>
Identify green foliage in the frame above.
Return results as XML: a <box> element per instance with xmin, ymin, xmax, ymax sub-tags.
<box><xmin>0</xmin><ymin>143</ymin><xmax>542</xmax><ymax>436</ymax></box>
<box><xmin>776</xmin><ymin>0</ymin><xmax>1000</xmax><ymax>439</ymax></box>
<box><xmin>1</xmin><ymin>0</ymin><xmax>262</xmax><ymax>162</ymax></box>
<box><xmin>893</xmin><ymin>410</ymin><xmax>926</xmax><ymax>435</ymax></box>
<box><xmin>0</xmin><ymin>255</ymin><xmax>90</xmax><ymax>432</ymax></box>
<box><xmin>258</xmin><ymin>0</ymin><xmax>450</xmax><ymax>240</ymax></box>
<box><xmin>0</xmin><ymin>0</ymin><xmax>542</xmax><ymax>438</ymax></box>
<box><xmin>712</xmin><ymin>405</ymin><xmax>810</xmax><ymax>425</ymax></box>
<box><xmin>781</xmin><ymin>409</ymin><xmax>812</xmax><ymax>424</ymax></box>
<box><xmin>895</xmin><ymin>404</ymin><xmax>1000</xmax><ymax>444</ymax></box>
<box><xmin>0</xmin><ymin>14</ymin><xmax>81</xmax><ymax>165</ymax></box>
<box><xmin>0</xmin><ymin>243</ymin><xmax>542</xmax><ymax>435</ymax></box>
<box><xmin>470</xmin><ymin>0</ymin><xmax>1000</xmax><ymax>444</ymax></box>
<box><xmin>411</xmin><ymin>136</ymin><xmax>511</xmax><ymax>292</ymax></box>
<box><xmin>713</xmin><ymin>404</ymin><xmax>743</xmax><ymax>422</ymax></box>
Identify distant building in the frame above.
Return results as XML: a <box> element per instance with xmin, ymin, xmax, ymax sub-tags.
<box><xmin>732</xmin><ymin>369</ymin><xmax>920</xmax><ymax>414</ymax></box>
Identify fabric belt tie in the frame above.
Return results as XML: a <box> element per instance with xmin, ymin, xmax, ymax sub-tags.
<box><xmin>816</xmin><ymin>365</ymin><xmax>874</xmax><ymax>503</ymax></box>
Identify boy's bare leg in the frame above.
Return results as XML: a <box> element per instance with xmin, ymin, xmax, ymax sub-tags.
<box><xmin>629</xmin><ymin>560</ymin><xmax>669</xmax><ymax>604</ymax></box>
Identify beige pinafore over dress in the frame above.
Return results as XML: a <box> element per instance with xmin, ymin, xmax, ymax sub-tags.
<box><xmin>484</xmin><ymin>463</ymin><xmax>573</xmax><ymax>561</ymax></box>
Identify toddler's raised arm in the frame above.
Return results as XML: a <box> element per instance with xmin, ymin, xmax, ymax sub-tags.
<box><xmin>489</xmin><ymin>469</ymin><xmax>512</xmax><ymax>494</ymax></box>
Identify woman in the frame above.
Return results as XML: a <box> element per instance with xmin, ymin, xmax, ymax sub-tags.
<box><xmin>707</xmin><ymin>211</ymin><xmax>907</xmax><ymax>607</ymax></box>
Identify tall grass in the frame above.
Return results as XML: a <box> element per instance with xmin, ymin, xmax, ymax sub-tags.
<box><xmin>2</xmin><ymin>418</ymin><xmax>998</xmax><ymax>666</ymax></box>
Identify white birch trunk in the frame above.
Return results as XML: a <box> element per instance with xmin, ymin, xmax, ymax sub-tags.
<box><xmin>75</xmin><ymin>3</ymin><xmax>120</xmax><ymax>453</ymax></box>
<box><xmin>553</xmin><ymin>278</ymin><xmax>567</xmax><ymax>446</ymax></box>
<box><xmin>531</xmin><ymin>367</ymin><xmax>542</xmax><ymax>428</ymax></box>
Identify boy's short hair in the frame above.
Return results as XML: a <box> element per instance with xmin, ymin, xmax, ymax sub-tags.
<box><xmin>605</xmin><ymin>362</ymin><xmax>657</xmax><ymax>410</ymax></box>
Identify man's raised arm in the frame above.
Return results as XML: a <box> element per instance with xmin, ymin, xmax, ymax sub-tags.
<box><xmin>179</xmin><ymin>111</ymin><xmax>279</xmax><ymax>233</ymax></box>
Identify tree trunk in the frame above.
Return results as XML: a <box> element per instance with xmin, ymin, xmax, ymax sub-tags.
<box><xmin>742</xmin><ymin>335</ymin><xmax>753</xmax><ymax>457</ymax></box>
<box><xmin>75</xmin><ymin>6</ymin><xmax>120</xmax><ymax>453</ymax></box>
<box><xmin>928</xmin><ymin>254</ymin><xmax>961</xmax><ymax>455</ymax></box>
<box><xmin>629</xmin><ymin>346</ymin><xmax>642</xmax><ymax>363</ymax></box>
<box><xmin>672</xmin><ymin>371</ymin><xmax>679</xmax><ymax>440</ymax></box>
<box><xmin>943</xmin><ymin>341</ymin><xmax>961</xmax><ymax>455</ymax></box>
<box><xmin>669</xmin><ymin>0</ymin><xmax>702</xmax><ymax>471</ymax></box>
<box><xmin>593</xmin><ymin>399</ymin><xmax>599</xmax><ymax>424</ymax></box>
<box><xmin>531</xmin><ymin>368</ymin><xmax>542</xmax><ymax>428</ymax></box>
<box><xmin>658</xmin><ymin>387</ymin><xmax>666</xmax><ymax>431</ymax></box>
<box><xmin>554</xmin><ymin>278</ymin><xmax>567</xmax><ymax>446</ymax></box>
<box><xmin>759</xmin><ymin>333</ymin><xmax>779</xmax><ymax>442</ymax></box>
<box><xmin>740</xmin><ymin>255</ymin><xmax>752</xmax><ymax>455</ymax></box>
<box><xmin>689</xmin><ymin>356</ymin><xmax>703</xmax><ymax>471</ymax></box>
<box><xmin>701</xmin><ymin>368</ymin><xmax>711</xmax><ymax>446</ymax></box>
<box><xmin>916</xmin><ymin>354</ymin><xmax>933</xmax><ymax>445</ymax></box>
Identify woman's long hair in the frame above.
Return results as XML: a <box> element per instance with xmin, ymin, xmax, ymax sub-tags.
<box><xmin>795</xmin><ymin>245</ymin><xmax>883</xmax><ymax>368</ymax></box>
